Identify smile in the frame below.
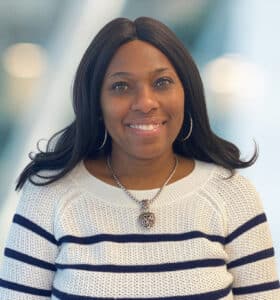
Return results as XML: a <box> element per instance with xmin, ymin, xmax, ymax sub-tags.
<box><xmin>128</xmin><ymin>124</ymin><xmax>160</xmax><ymax>131</ymax></box>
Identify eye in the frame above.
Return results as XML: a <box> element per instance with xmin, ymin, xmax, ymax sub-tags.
<box><xmin>154</xmin><ymin>77</ymin><xmax>174</xmax><ymax>89</ymax></box>
<box><xmin>111</xmin><ymin>81</ymin><xmax>129</xmax><ymax>93</ymax></box>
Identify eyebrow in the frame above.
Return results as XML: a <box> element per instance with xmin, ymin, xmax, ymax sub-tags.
<box><xmin>108</xmin><ymin>67</ymin><xmax>171</xmax><ymax>79</ymax></box>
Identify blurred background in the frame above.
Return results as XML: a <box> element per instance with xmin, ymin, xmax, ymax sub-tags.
<box><xmin>0</xmin><ymin>0</ymin><xmax>279</xmax><ymax>272</ymax></box>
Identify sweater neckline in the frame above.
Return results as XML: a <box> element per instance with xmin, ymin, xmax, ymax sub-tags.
<box><xmin>70</xmin><ymin>159</ymin><xmax>217</xmax><ymax>207</ymax></box>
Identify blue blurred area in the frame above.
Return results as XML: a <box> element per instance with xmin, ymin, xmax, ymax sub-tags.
<box><xmin>0</xmin><ymin>0</ymin><xmax>279</xmax><ymax>272</ymax></box>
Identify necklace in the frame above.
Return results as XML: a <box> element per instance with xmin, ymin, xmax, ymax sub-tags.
<box><xmin>106</xmin><ymin>156</ymin><xmax>178</xmax><ymax>229</ymax></box>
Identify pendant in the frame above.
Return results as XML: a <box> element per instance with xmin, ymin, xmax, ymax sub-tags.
<box><xmin>139</xmin><ymin>212</ymin><xmax>155</xmax><ymax>228</ymax></box>
<box><xmin>138</xmin><ymin>199</ymin><xmax>155</xmax><ymax>228</ymax></box>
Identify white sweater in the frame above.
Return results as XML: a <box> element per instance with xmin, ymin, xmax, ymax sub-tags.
<box><xmin>0</xmin><ymin>159</ymin><xmax>279</xmax><ymax>299</ymax></box>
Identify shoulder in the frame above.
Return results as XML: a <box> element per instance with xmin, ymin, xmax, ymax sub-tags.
<box><xmin>200</xmin><ymin>163</ymin><xmax>265</xmax><ymax>233</ymax></box>
<box><xmin>205</xmin><ymin>163</ymin><xmax>258</xmax><ymax>194</ymax></box>
<box><xmin>194</xmin><ymin>160</ymin><xmax>264</xmax><ymax>212</ymax></box>
<box><xmin>202</xmin><ymin>162</ymin><xmax>262</xmax><ymax>208</ymax></box>
<box><xmin>17</xmin><ymin>163</ymin><xmax>83</xmax><ymax>221</ymax></box>
<box><xmin>209</xmin><ymin>164</ymin><xmax>261</xmax><ymax>205</ymax></box>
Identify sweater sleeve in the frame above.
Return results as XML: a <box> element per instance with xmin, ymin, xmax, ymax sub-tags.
<box><xmin>0</xmin><ymin>180</ymin><xmax>59</xmax><ymax>299</ymax></box>
<box><xmin>222</xmin><ymin>173</ymin><xmax>280</xmax><ymax>299</ymax></box>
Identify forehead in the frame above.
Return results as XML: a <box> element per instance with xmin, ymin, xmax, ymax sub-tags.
<box><xmin>104</xmin><ymin>40</ymin><xmax>176</xmax><ymax>77</ymax></box>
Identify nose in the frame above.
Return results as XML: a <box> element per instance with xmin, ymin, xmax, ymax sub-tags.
<box><xmin>130</xmin><ymin>85</ymin><xmax>159</xmax><ymax>113</ymax></box>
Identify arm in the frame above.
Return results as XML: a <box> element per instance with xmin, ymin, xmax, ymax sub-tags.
<box><xmin>0</xmin><ymin>180</ymin><xmax>59</xmax><ymax>299</ymax></box>
<box><xmin>224</xmin><ymin>174</ymin><xmax>280</xmax><ymax>299</ymax></box>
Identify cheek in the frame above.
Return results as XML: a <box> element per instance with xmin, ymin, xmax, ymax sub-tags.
<box><xmin>175</xmin><ymin>107</ymin><xmax>185</xmax><ymax>129</ymax></box>
<box><xmin>100</xmin><ymin>93</ymin><xmax>115</xmax><ymax>122</ymax></box>
<box><xmin>171</xmin><ymin>89</ymin><xmax>185</xmax><ymax>121</ymax></box>
<box><xmin>101</xmin><ymin>98</ymin><xmax>126</xmax><ymax>129</ymax></box>
<box><xmin>102</xmin><ymin>106</ymin><xmax>117</xmax><ymax>127</ymax></box>
<box><xmin>178</xmin><ymin>88</ymin><xmax>185</xmax><ymax>116</ymax></box>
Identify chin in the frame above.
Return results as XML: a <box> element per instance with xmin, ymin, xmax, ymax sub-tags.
<box><xmin>127</xmin><ymin>147</ymin><xmax>172</xmax><ymax>161</ymax></box>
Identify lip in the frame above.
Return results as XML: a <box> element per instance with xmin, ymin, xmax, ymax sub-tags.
<box><xmin>124</xmin><ymin>118</ymin><xmax>167</xmax><ymax>126</ymax></box>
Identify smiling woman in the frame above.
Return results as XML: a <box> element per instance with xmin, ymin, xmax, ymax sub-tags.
<box><xmin>0</xmin><ymin>17</ymin><xmax>279</xmax><ymax>299</ymax></box>
<box><xmin>100</xmin><ymin>40</ymin><xmax>185</xmax><ymax>169</ymax></box>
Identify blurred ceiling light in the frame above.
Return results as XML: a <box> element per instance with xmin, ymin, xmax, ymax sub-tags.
<box><xmin>2</xmin><ymin>43</ymin><xmax>47</xmax><ymax>79</ymax></box>
<box><xmin>203</xmin><ymin>54</ymin><xmax>265</xmax><ymax>101</ymax></box>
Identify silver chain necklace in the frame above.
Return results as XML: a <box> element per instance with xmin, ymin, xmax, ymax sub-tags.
<box><xmin>106</xmin><ymin>156</ymin><xmax>178</xmax><ymax>229</ymax></box>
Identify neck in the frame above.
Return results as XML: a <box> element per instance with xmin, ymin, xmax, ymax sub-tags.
<box><xmin>108</xmin><ymin>151</ymin><xmax>177</xmax><ymax>190</ymax></box>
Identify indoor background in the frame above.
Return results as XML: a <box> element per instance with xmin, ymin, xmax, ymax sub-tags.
<box><xmin>0</xmin><ymin>0</ymin><xmax>279</xmax><ymax>273</ymax></box>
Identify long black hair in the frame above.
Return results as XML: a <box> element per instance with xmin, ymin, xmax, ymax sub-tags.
<box><xmin>15</xmin><ymin>16</ymin><xmax>257</xmax><ymax>191</ymax></box>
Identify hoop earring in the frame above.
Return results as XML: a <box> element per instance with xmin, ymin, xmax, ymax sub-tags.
<box><xmin>181</xmin><ymin>114</ymin><xmax>193</xmax><ymax>142</ymax></box>
<box><xmin>98</xmin><ymin>128</ymin><xmax>108</xmax><ymax>150</ymax></box>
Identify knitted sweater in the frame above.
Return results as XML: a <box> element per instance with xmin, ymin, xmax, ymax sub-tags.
<box><xmin>0</xmin><ymin>159</ymin><xmax>279</xmax><ymax>299</ymax></box>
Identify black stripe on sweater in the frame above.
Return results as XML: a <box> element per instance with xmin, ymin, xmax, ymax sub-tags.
<box><xmin>233</xmin><ymin>280</ymin><xmax>280</xmax><ymax>295</ymax></box>
<box><xmin>55</xmin><ymin>258</ymin><xmax>225</xmax><ymax>273</ymax></box>
<box><xmin>225</xmin><ymin>213</ymin><xmax>266</xmax><ymax>244</ymax></box>
<box><xmin>57</xmin><ymin>214</ymin><xmax>267</xmax><ymax>247</ymax></box>
<box><xmin>4</xmin><ymin>248</ymin><xmax>56</xmax><ymax>271</ymax></box>
<box><xmin>52</xmin><ymin>284</ymin><xmax>232</xmax><ymax>299</ymax></box>
<box><xmin>0</xmin><ymin>278</ymin><xmax>51</xmax><ymax>296</ymax></box>
<box><xmin>13</xmin><ymin>214</ymin><xmax>58</xmax><ymax>245</ymax></box>
<box><xmin>227</xmin><ymin>247</ymin><xmax>275</xmax><ymax>269</ymax></box>
<box><xmin>57</xmin><ymin>231</ymin><xmax>225</xmax><ymax>246</ymax></box>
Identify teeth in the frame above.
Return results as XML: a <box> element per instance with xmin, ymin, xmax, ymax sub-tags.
<box><xmin>129</xmin><ymin>124</ymin><xmax>160</xmax><ymax>130</ymax></box>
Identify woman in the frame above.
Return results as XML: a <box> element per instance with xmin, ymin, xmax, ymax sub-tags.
<box><xmin>0</xmin><ymin>17</ymin><xmax>279</xmax><ymax>299</ymax></box>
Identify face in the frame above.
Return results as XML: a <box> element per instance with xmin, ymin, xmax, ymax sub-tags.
<box><xmin>100</xmin><ymin>40</ymin><xmax>185</xmax><ymax>161</ymax></box>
